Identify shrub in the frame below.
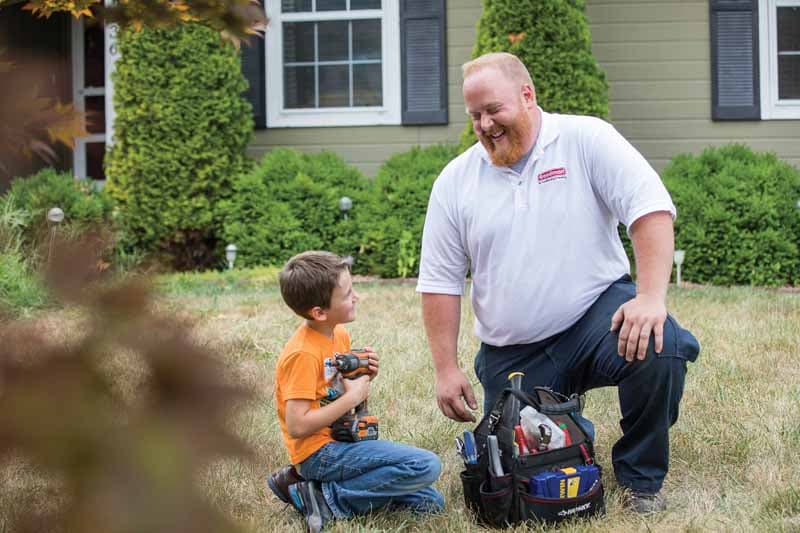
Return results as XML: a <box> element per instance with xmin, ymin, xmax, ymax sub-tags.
<box><xmin>2</xmin><ymin>168</ymin><xmax>113</xmax><ymax>250</ymax></box>
<box><xmin>664</xmin><ymin>144</ymin><xmax>800</xmax><ymax>286</ymax></box>
<box><xmin>219</xmin><ymin>149</ymin><xmax>370</xmax><ymax>269</ymax></box>
<box><xmin>357</xmin><ymin>144</ymin><xmax>460</xmax><ymax>277</ymax></box>
<box><xmin>105</xmin><ymin>23</ymin><xmax>253</xmax><ymax>270</ymax></box>
<box><xmin>460</xmin><ymin>0</ymin><xmax>608</xmax><ymax>149</ymax></box>
<box><xmin>0</xmin><ymin>251</ymin><xmax>47</xmax><ymax>316</ymax></box>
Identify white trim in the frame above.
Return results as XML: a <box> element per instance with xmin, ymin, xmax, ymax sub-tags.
<box><xmin>265</xmin><ymin>0</ymin><xmax>401</xmax><ymax>127</ymax></box>
<box><xmin>105</xmin><ymin>0</ymin><xmax>120</xmax><ymax>147</ymax></box>
<box><xmin>759</xmin><ymin>0</ymin><xmax>800</xmax><ymax>119</ymax></box>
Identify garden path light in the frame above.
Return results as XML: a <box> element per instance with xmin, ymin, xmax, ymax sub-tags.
<box><xmin>47</xmin><ymin>206</ymin><xmax>64</xmax><ymax>264</ymax></box>
<box><xmin>339</xmin><ymin>196</ymin><xmax>352</xmax><ymax>220</ymax></box>
<box><xmin>673</xmin><ymin>250</ymin><xmax>685</xmax><ymax>286</ymax></box>
<box><xmin>225</xmin><ymin>244</ymin><xmax>237</xmax><ymax>270</ymax></box>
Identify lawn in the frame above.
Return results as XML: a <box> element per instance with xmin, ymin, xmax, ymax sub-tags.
<box><xmin>3</xmin><ymin>273</ymin><xmax>800</xmax><ymax>532</ymax></box>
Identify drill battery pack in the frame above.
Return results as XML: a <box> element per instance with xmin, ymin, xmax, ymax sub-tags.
<box><xmin>331</xmin><ymin>413</ymin><xmax>379</xmax><ymax>442</ymax></box>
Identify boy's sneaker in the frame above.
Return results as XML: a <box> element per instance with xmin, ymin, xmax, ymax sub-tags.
<box><xmin>267</xmin><ymin>465</ymin><xmax>304</xmax><ymax>505</ymax></box>
<box><xmin>291</xmin><ymin>480</ymin><xmax>333</xmax><ymax>533</ymax></box>
<box><xmin>625</xmin><ymin>490</ymin><xmax>667</xmax><ymax>514</ymax></box>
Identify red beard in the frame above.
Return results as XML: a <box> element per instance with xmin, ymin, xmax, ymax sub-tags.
<box><xmin>479</xmin><ymin>108</ymin><xmax>534</xmax><ymax>167</ymax></box>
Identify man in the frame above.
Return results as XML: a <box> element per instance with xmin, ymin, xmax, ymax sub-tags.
<box><xmin>417</xmin><ymin>52</ymin><xmax>699</xmax><ymax>514</ymax></box>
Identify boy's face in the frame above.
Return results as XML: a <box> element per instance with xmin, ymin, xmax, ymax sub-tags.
<box><xmin>322</xmin><ymin>269</ymin><xmax>359</xmax><ymax>325</ymax></box>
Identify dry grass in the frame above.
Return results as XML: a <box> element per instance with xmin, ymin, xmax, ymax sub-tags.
<box><xmin>3</xmin><ymin>277</ymin><xmax>799</xmax><ymax>532</ymax></box>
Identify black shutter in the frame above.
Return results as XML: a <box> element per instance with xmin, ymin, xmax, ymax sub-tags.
<box><xmin>710</xmin><ymin>0</ymin><xmax>760</xmax><ymax>120</ymax></box>
<box><xmin>400</xmin><ymin>0</ymin><xmax>448</xmax><ymax>125</ymax></box>
<box><xmin>241</xmin><ymin>36</ymin><xmax>266</xmax><ymax>129</ymax></box>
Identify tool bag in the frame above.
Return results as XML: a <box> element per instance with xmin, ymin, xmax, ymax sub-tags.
<box><xmin>460</xmin><ymin>387</ymin><xmax>605</xmax><ymax>526</ymax></box>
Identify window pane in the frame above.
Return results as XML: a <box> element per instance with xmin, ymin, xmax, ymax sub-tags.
<box><xmin>86</xmin><ymin>142</ymin><xmax>106</xmax><ymax>180</ymax></box>
<box><xmin>353</xmin><ymin>63</ymin><xmax>381</xmax><ymax>106</ymax></box>
<box><xmin>85</xmin><ymin>95</ymin><xmax>105</xmax><ymax>134</ymax></box>
<box><xmin>283</xmin><ymin>22</ymin><xmax>315</xmax><ymax>63</ymax></box>
<box><xmin>282</xmin><ymin>0</ymin><xmax>311</xmax><ymax>12</ymax></box>
<box><xmin>285</xmin><ymin>66</ymin><xmax>315</xmax><ymax>108</ymax></box>
<box><xmin>84</xmin><ymin>20</ymin><xmax>104</xmax><ymax>87</ymax></box>
<box><xmin>777</xmin><ymin>7</ymin><xmax>800</xmax><ymax>52</ymax></box>
<box><xmin>351</xmin><ymin>0</ymin><xmax>380</xmax><ymax>9</ymax></box>
<box><xmin>318</xmin><ymin>21</ymin><xmax>348</xmax><ymax>61</ymax></box>
<box><xmin>319</xmin><ymin>65</ymin><xmax>349</xmax><ymax>107</ymax></box>
<box><xmin>352</xmin><ymin>19</ymin><xmax>381</xmax><ymax>60</ymax></box>
<box><xmin>778</xmin><ymin>56</ymin><xmax>800</xmax><ymax>99</ymax></box>
<box><xmin>317</xmin><ymin>0</ymin><xmax>345</xmax><ymax>10</ymax></box>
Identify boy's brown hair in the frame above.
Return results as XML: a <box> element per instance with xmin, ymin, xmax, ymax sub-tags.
<box><xmin>279</xmin><ymin>251</ymin><xmax>350</xmax><ymax>319</ymax></box>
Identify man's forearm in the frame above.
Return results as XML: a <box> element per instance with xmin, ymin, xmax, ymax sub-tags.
<box><xmin>630</xmin><ymin>211</ymin><xmax>674</xmax><ymax>299</ymax></box>
<box><xmin>421</xmin><ymin>293</ymin><xmax>461</xmax><ymax>373</ymax></box>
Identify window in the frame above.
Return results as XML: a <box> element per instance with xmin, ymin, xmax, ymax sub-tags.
<box><xmin>265</xmin><ymin>0</ymin><xmax>401</xmax><ymax>127</ymax></box>
<box><xmin>759</xmin><ymin>0</ymin><xmax>800</xmax><ymax>119</ymax></box>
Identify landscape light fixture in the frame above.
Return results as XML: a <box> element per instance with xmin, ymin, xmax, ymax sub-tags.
<box><xmin>225</xmin><ymin>244</ymin><xmax>237</xmax><ymax>270</ymax></box>
<box><xmin>339</xmin><ymin>196</ymin><xmax>353</xmax><ymax>220</ymax></box>
<box><xmin>673</xmin><ymin>249</ymin><xmax>685</xmax><ymax>286</ymax></box>
<box><xmin>47</xmin><ymin>207</ymin><xmax>64</xmax><ymax>264</ymax></box>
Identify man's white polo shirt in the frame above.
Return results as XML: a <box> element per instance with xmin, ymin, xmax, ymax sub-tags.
<box><xmin>416</xmin><ymin>110</ymin><xmax>676</xmax><ymax>346</ymax></box>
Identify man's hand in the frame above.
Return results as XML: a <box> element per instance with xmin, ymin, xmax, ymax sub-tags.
<box><xmin>363</xmin><ymin>346</ymin><xmax>379</xmax><ymax>381</ymax></box>
<box><xmin>610</xmin><ymin>294</ymin><xmax>667</xmax><ymax>361</ymax></box>
<box><xmin>435</xmin><ymin>367</ymin><xmax>478</xmax><ymax>422</ymax></box>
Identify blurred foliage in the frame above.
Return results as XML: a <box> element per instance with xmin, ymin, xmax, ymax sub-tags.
<box><xmin>460</xmin><ymin>0</ymin><xmax>608</xmax><ymax>149</ymax></box>
<box><xmin>105</xmin><ymin>23</ymin><xmax>253</xmax><ymax>271</ymax></box>
<box><xmin>0</xmin><ymin>235</ymin><xmax>252</xmax><ymax>532</ymax></box>
<box><xmin>663</xmin><ymin>144</ymin><xmax>800</xmax><ymax>286</ymax></box>
<box><xmin>0</xmin><ymin>251</ymin><xmax>47</xmax><ymax>317</ymax></box>
<box><xmin>219</xmin><ymin>149</ymin><xmax>371</xmax><ymax>270</ymax></box>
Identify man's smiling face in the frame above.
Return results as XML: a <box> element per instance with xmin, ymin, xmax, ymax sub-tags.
<box><xmin>463</xmin><ymin>67</ymin><xmax>538</xmax><ymax>167</ymax></box>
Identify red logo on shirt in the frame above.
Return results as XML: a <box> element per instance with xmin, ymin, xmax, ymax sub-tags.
<box><xmin>538</xmin><ymin>167</ymin><xmax>567</xmax><ymax>184</ymax></box>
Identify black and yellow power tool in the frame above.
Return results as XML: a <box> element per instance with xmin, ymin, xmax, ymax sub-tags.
<box><xmin>330</xmin><ymin>350</ymin><xmax>379</xmax><ymax>442</ymax></box>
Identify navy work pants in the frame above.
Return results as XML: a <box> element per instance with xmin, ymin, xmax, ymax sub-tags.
<box><xmin>474</xmin><ymin>275</ymin><xmax>700</xmax><ymax>494</ymax></box>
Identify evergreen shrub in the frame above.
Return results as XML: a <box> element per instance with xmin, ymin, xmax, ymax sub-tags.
<box><xmin>664</xmin><ymin>144</ymin><xmax>800</xmax><ymax>286</ymax></box>
<box><xmin>105</xmin><ymin>23</ymin><xmax>253</xmax><ymax>270</ymax></box>
<box><xmin>2</xmin><ymin>168</ymin><xmax>113</xmax><ymax>248</ymax></box>
<box><xmin>357</xmin><ymin>144</ymin><xmax>460</xmax><ymax>277</ymax></box>
<box><xmin>461</xmin><ymin>0</ymin><xmax>608</xmax><ymax>148</ymax></box>
<box><xmin>219</xmin><ymin>149</ymin><xmax>370</xmax><ymax>269</ymax></box>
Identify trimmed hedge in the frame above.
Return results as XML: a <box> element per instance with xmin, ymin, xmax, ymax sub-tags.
<box><xmin>664</xmin><ymin>144</ymin><xmax>800</xmax><ymax>286</ymax></box>
<box><xmin>105</xmin><ymin>23</ymin><xmax>253</xmax><ymax>270</ymax></box>
<box><xmin>461</xmin><ymin>0</ymin><xmax>608</xmax><ymax>148</ymax></box>
<box><xmin>357</xmin><ymin>144</ymin><xmax>460</xmax><ymax>277</ymax></box>
<box><xmin>219</xmin><ymin>149</ymin><xmax>370</xmax><ymax>269</ymax></box>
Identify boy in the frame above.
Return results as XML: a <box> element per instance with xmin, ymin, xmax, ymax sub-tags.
<box><xmin>269</xmin><ymin>251</ymin><xmax>444</xmax><ymax>532</ymax></box>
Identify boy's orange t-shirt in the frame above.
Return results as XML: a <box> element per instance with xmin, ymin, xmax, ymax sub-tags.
<box><xmin>275</xmin><ymin>322</ymin><xmax>351</xmax><ymax>465</ymax></box>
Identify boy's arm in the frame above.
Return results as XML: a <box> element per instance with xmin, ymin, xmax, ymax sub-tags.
<box><xmin>285</xmin><ymin>375</ymin><xmax>370</xmax><ymax>439</ymax></box>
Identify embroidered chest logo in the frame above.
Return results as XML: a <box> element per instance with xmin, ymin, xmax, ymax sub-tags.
<box><xmin>537</xmin><ymin>167</ymin><xmax>567</xmax><ymax>184</ymax></box>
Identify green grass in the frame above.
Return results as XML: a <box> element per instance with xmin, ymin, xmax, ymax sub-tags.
<box><xmin>2</xmin><ymin>278</ymin><xmax>799</xmax><ymax>531</ymax></box>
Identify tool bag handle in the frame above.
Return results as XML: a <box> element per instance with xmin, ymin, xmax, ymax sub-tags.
<box><xmin>508</xmin><ymin>387</ymin><xmax>583</xmax><ymax>416</ymax></box>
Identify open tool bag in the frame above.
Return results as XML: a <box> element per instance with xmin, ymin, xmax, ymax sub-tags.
<box><xmin>459</xmin><ymin>386</ymin><xmax>605</xmax><ymax>526</ymax></box>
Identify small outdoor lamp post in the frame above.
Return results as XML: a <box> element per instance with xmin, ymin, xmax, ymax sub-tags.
<box><xmin>47</xmin><ymin>207</ymin><xmax>64</xmax><ymax>264</ymax></box>
<box><xmin>339</xmin><ymin>196</ymin><xmax>353</xmax><ymax>220</ymax></box>
<box><xmin>225</xmin><ymin>244</ymin><xmax>237</xmax><ymax>270</ymax></box>
<box><xmin>673</xmin><ymin>249</ymin><xmax>685</xmax><ymax>286</ymax></box>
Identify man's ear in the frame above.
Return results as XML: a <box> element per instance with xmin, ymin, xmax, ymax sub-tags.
<box><xmin>308</xmin><ymin>306</ymin><xmax>327</xmax><ymax>322</ymax></box>
<box><xmin>521</xmin><ymin>83</ymin><xmax>536</xmax><ymax>107</ymax></box>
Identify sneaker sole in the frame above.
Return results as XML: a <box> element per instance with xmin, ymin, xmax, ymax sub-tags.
<box><xmin>267</xmin><ymin>476</ymin><xmax>291</xmax><ymax>504</ymax></box>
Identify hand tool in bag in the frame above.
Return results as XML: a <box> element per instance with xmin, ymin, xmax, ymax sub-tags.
<box><xmin>463</xmin><ymin>430</ymin><xmax>478</xmax><ymax>464</ymax></box>
<box><xmin>487</xmin><ymin>435</ymin><xmax>504</xmax><ymax>477</ymax></box>
<box><xmin>330</xmin><ymin>350</ymin><xmax>378</xmax><ymax>441</ymax></box>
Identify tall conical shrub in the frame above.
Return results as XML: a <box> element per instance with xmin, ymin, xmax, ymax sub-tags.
<box><xmin>105</xmin><ymin>24</ymin><xmax>253</xmax><ymax>270</ymax></box>
<box><xmin>461</xmin><ymin>0</ymin><xmax>608</xmax><ymax>148</ymax></box>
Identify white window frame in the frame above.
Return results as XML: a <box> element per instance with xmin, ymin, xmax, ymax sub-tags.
<box><xmin>759</xmin><ymin>0</ymin><xmax>800</xmax><ymax>119</ymax></box>
<box><xmin>265</xmin><ymin>0</ymin><xmax>401</xmax><ymax>127</ymax></box>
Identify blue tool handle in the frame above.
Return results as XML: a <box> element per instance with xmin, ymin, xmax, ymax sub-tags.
<box><xmin>463</xmin><ymin>430</ymin><xmax>478</xmax><ymax>464</ymax></box>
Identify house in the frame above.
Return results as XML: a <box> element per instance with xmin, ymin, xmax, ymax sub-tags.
<box><xmin>1</xmin><ymin>0</ymin><xmax>797</xmax><ymax>185</ymax></box>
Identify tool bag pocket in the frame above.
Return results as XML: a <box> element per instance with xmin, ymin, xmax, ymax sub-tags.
<box><xmin>459</xmin><ymin>463</ymin><xmax>485</xmax><ymax>517</ymax></box>
<box><xmin>478</xmin><ymin>474</ymin><xmax>514</xmax><ymax>527</ymax></box>
<box><xmin>518</xmin><ymin>480</ymin><xmax>604</xmax><ymax>524</ymax></box>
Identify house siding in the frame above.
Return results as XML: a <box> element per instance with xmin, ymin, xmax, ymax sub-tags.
<box><xmin>249</xmin><ymin>0</ymin><xmax>800</xmax><ymax>175</ymax></box>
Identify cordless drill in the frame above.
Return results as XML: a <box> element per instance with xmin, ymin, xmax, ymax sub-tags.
<box><xmin>330</xmin><ymin>350</ymin><xmax>379</xmax><ymax>442</ymax></box>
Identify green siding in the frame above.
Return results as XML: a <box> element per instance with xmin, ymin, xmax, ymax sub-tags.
<box><xmin>250</xmin><ymin>0</ymin><xmax>800</xmax><ymax>175</ymax></box>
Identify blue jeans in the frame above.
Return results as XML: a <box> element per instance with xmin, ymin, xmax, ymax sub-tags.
<box><xmin>474</xmin><ymin>275</ymin><xmax>700</xmax><ymax>494</ymax></box>
<box><xmin>297</xmin><ymin>440</ymin><xmax>445</xmax><ymax>519</ymax></box>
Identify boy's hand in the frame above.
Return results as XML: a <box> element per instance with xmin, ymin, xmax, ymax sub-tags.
<box><xmin>342</xmin><ymin>374</ymin><xmax>371</xmax><ymax>404</ymax></box>
<box><xmin>363</xmin><ymin>346</ymin><xmax>379</xmax><ymax>380</ymax></box>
